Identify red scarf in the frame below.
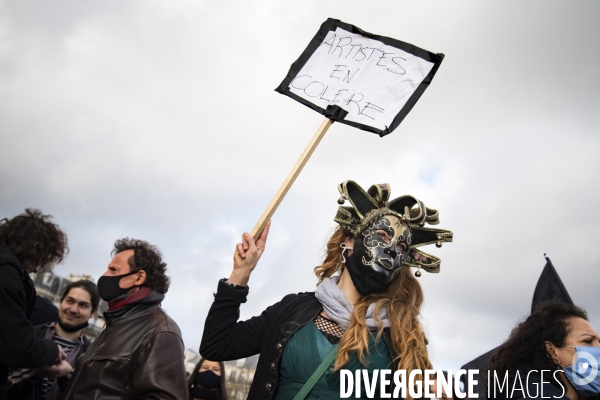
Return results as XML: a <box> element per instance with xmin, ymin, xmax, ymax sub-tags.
<box><xmin>108</xmin><ymin>286</ymin><xmax>153</xmax><ymax>311</ymax></box>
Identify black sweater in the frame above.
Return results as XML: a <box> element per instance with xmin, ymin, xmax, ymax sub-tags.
<box><xmin>0</xmin><ymin>246</ymin><xmax>59</xmax><ymax>398</ymax></box>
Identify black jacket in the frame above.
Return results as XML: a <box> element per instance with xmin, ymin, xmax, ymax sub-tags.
<box><xmin>200</xmin><ymin>279</ymin><xmax>397</xmax><ymax>400</ymax></box>
<box><xmin>0</xmin><ymin>246</ymin><xmax>59</xmax><ymax>399</ymax></box>
<box><xmin>6</xmin><ymin>324</ymin><xmax>91</xmax><ymax>400</ymax></box>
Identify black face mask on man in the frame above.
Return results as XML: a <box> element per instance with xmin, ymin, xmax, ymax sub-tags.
<box><xmin>345</xmin><ymin>214</ymin><xmax>412</xmax><ymax>295</ymax></box>
<box><xmin>97</xmin><ymin>271</ymin><xmax>139</xmax><ymax>302</ymax></box>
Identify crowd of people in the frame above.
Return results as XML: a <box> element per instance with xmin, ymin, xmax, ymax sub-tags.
<box><xmin>1</xmin><ymin>180</ymin><xmax>598</xmax><ymax>400</ymax></box>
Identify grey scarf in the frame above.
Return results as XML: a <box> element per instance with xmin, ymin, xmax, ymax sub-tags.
<box><xmin>314</xmin><ymin>275</ymin><xmax>389</xmax><ymax>331</ymax></box>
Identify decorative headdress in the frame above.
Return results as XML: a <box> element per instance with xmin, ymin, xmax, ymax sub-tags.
<box><xmin>334</xmin><ymin>180</ymin><xmax>453</xmax><ymax>273</ymax></box>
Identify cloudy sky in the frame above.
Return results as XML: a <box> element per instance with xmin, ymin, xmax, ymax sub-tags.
<box><xmin>1</xmin><ymin>1</ymin><xmax>599</xmax><ymax>371</ymax></box>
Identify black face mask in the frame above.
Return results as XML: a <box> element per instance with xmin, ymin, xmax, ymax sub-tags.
<box><xmin>97</xmin><ymin>271</ymin><xmax>139</xmax><ymax>302</ymax></box>
<box><xmin>346</xmin><ymin>215</ymin><xmax>412</xmax><ymax>295</ymax></box>
<box><xmin>57</xmin><ymin>319</ymin><xmax>89</xmax><ymax>333</ymax></box>
<box><xmin>194</xmin><ymin>370</ymin><xmax>221</xmax><ymax>389</ymax></box>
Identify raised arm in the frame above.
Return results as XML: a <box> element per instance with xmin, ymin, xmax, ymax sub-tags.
<box><xmin>200</xmin><ymin>222</ymin><xmax>275</xmax><ymax>360</ymax></box>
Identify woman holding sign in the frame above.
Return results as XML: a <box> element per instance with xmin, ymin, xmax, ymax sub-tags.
<box><xmin>200</xmin><ymin>180</ymin><xmax>453</xmax><ymax>399</ymax></box>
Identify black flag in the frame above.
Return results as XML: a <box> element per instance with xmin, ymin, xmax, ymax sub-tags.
<box><xmin>531</xmin><ymin>255</ymin><xmax>573</xmax><ymax>313</ymax></box>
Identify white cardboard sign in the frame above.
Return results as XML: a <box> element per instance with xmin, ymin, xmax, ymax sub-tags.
<box><xmin>276</xmin><ymin>19</ymin><xmax>444</xmax><ymax>136</ymax></box>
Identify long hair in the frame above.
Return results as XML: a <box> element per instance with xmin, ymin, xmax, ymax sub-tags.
<box><xmin>486</xmin><ymin>302</ymin><xmax>588</xmax><ymax>392</ymax></box>
<box><xmin>187</xmin><ymin>358</ymin><xmax>228</xmax><ymax>400</ymax></box>
<box><xmin>314</xmin><ymin>226</ymin><xmax>431</xmax><ymax>379</ymax></box>
<box><xmin>0</xmin><ymin>208</ymin><xmax>68</xmax><ymax>272</ymax></box>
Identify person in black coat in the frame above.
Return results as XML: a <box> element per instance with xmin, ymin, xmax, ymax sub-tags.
<box><xmin>0</xmin><ymin>209</ymin><xmax>69</xmax><ymax>399</ymax></box>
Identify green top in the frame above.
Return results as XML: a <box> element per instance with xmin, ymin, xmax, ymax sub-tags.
<box><xmin>273</xmin><ymin>322</ymin><xmax>393</xmax><ymax>400</ymax></box>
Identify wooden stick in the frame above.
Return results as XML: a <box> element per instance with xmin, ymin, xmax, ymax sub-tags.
<box><xmin>251</xmin><ymin>117</ymin><xmax>333</xmax><ymax>239</ymax></box>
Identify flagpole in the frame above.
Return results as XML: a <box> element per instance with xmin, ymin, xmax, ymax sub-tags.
<box><xmin>251</xmin><ymin>117</ymin><xmax>333</xmax><ymax>239</ymax></box>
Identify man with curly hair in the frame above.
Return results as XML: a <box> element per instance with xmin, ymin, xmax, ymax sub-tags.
<box><xmin>0</xmin><ymin>209</ymin><xmax>69</xmax><ymax>399</ymax></box>
<box><xmin>61</xmin><ymin>238</ymin><xmax>188</xmax><ymax>400</ymax></box>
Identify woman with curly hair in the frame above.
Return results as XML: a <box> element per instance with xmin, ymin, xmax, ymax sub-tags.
<box><xmin>0</xmin><ymin>209</ymin><xmax>69</xmax><ymax>398</ymax></box>
<box><xmin>201</xmin><ymin>180</ymin><xmax>453</xmax><ymax>399</ymax></box>
<box><xmin>486</xmin><ymin>302</ymin><xmax>600</xmax><ymax>400</ymax></box>
<box><xmin>188</xmin><ymin>358</ymin><xmax>228</xmax><ymax>400</ymax></box>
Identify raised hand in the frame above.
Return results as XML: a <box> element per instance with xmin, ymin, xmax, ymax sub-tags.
<box><xmin>229</xmin><ymin>221</ymin><xmax>270</xmax><ymax>286</ymax></box>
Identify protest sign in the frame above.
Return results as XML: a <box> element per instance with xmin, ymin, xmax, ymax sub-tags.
<box><xmin>252</xmin><ymin>18</ymin><xmax>444</xmax><ymax>237</ymax></box>
<box><xmin>276</xmin><ymin>18</ymin><xmax>444</xmax><ymax>136</ymax></box>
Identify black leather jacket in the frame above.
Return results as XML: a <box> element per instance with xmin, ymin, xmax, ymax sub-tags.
<box><xmin>61</xmin><ymin>301</ymin><xmax>188</xmax><ymax>400</ymax></box>
<box><xmin>200</xmin><ymin>279</ymin><xmax>398</xmax><ymax>400</ymax></box>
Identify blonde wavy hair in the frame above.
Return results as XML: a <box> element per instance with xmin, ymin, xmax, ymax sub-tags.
<box><xmin>314</xmin><ymin>226</ymin><xmax>431</xmax><ymax>393</ymax></box>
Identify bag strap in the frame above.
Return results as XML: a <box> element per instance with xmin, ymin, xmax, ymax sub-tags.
<box><xmin>292</xmin><ymin>343</ymin><xmax>339</xmax><ymax>400</ymax></box>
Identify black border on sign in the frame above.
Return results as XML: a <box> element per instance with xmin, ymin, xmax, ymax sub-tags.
<box><xmin>275</xmin><ymin>18</ymin><xmax>445</xmax><ymax>137</ymax></box>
